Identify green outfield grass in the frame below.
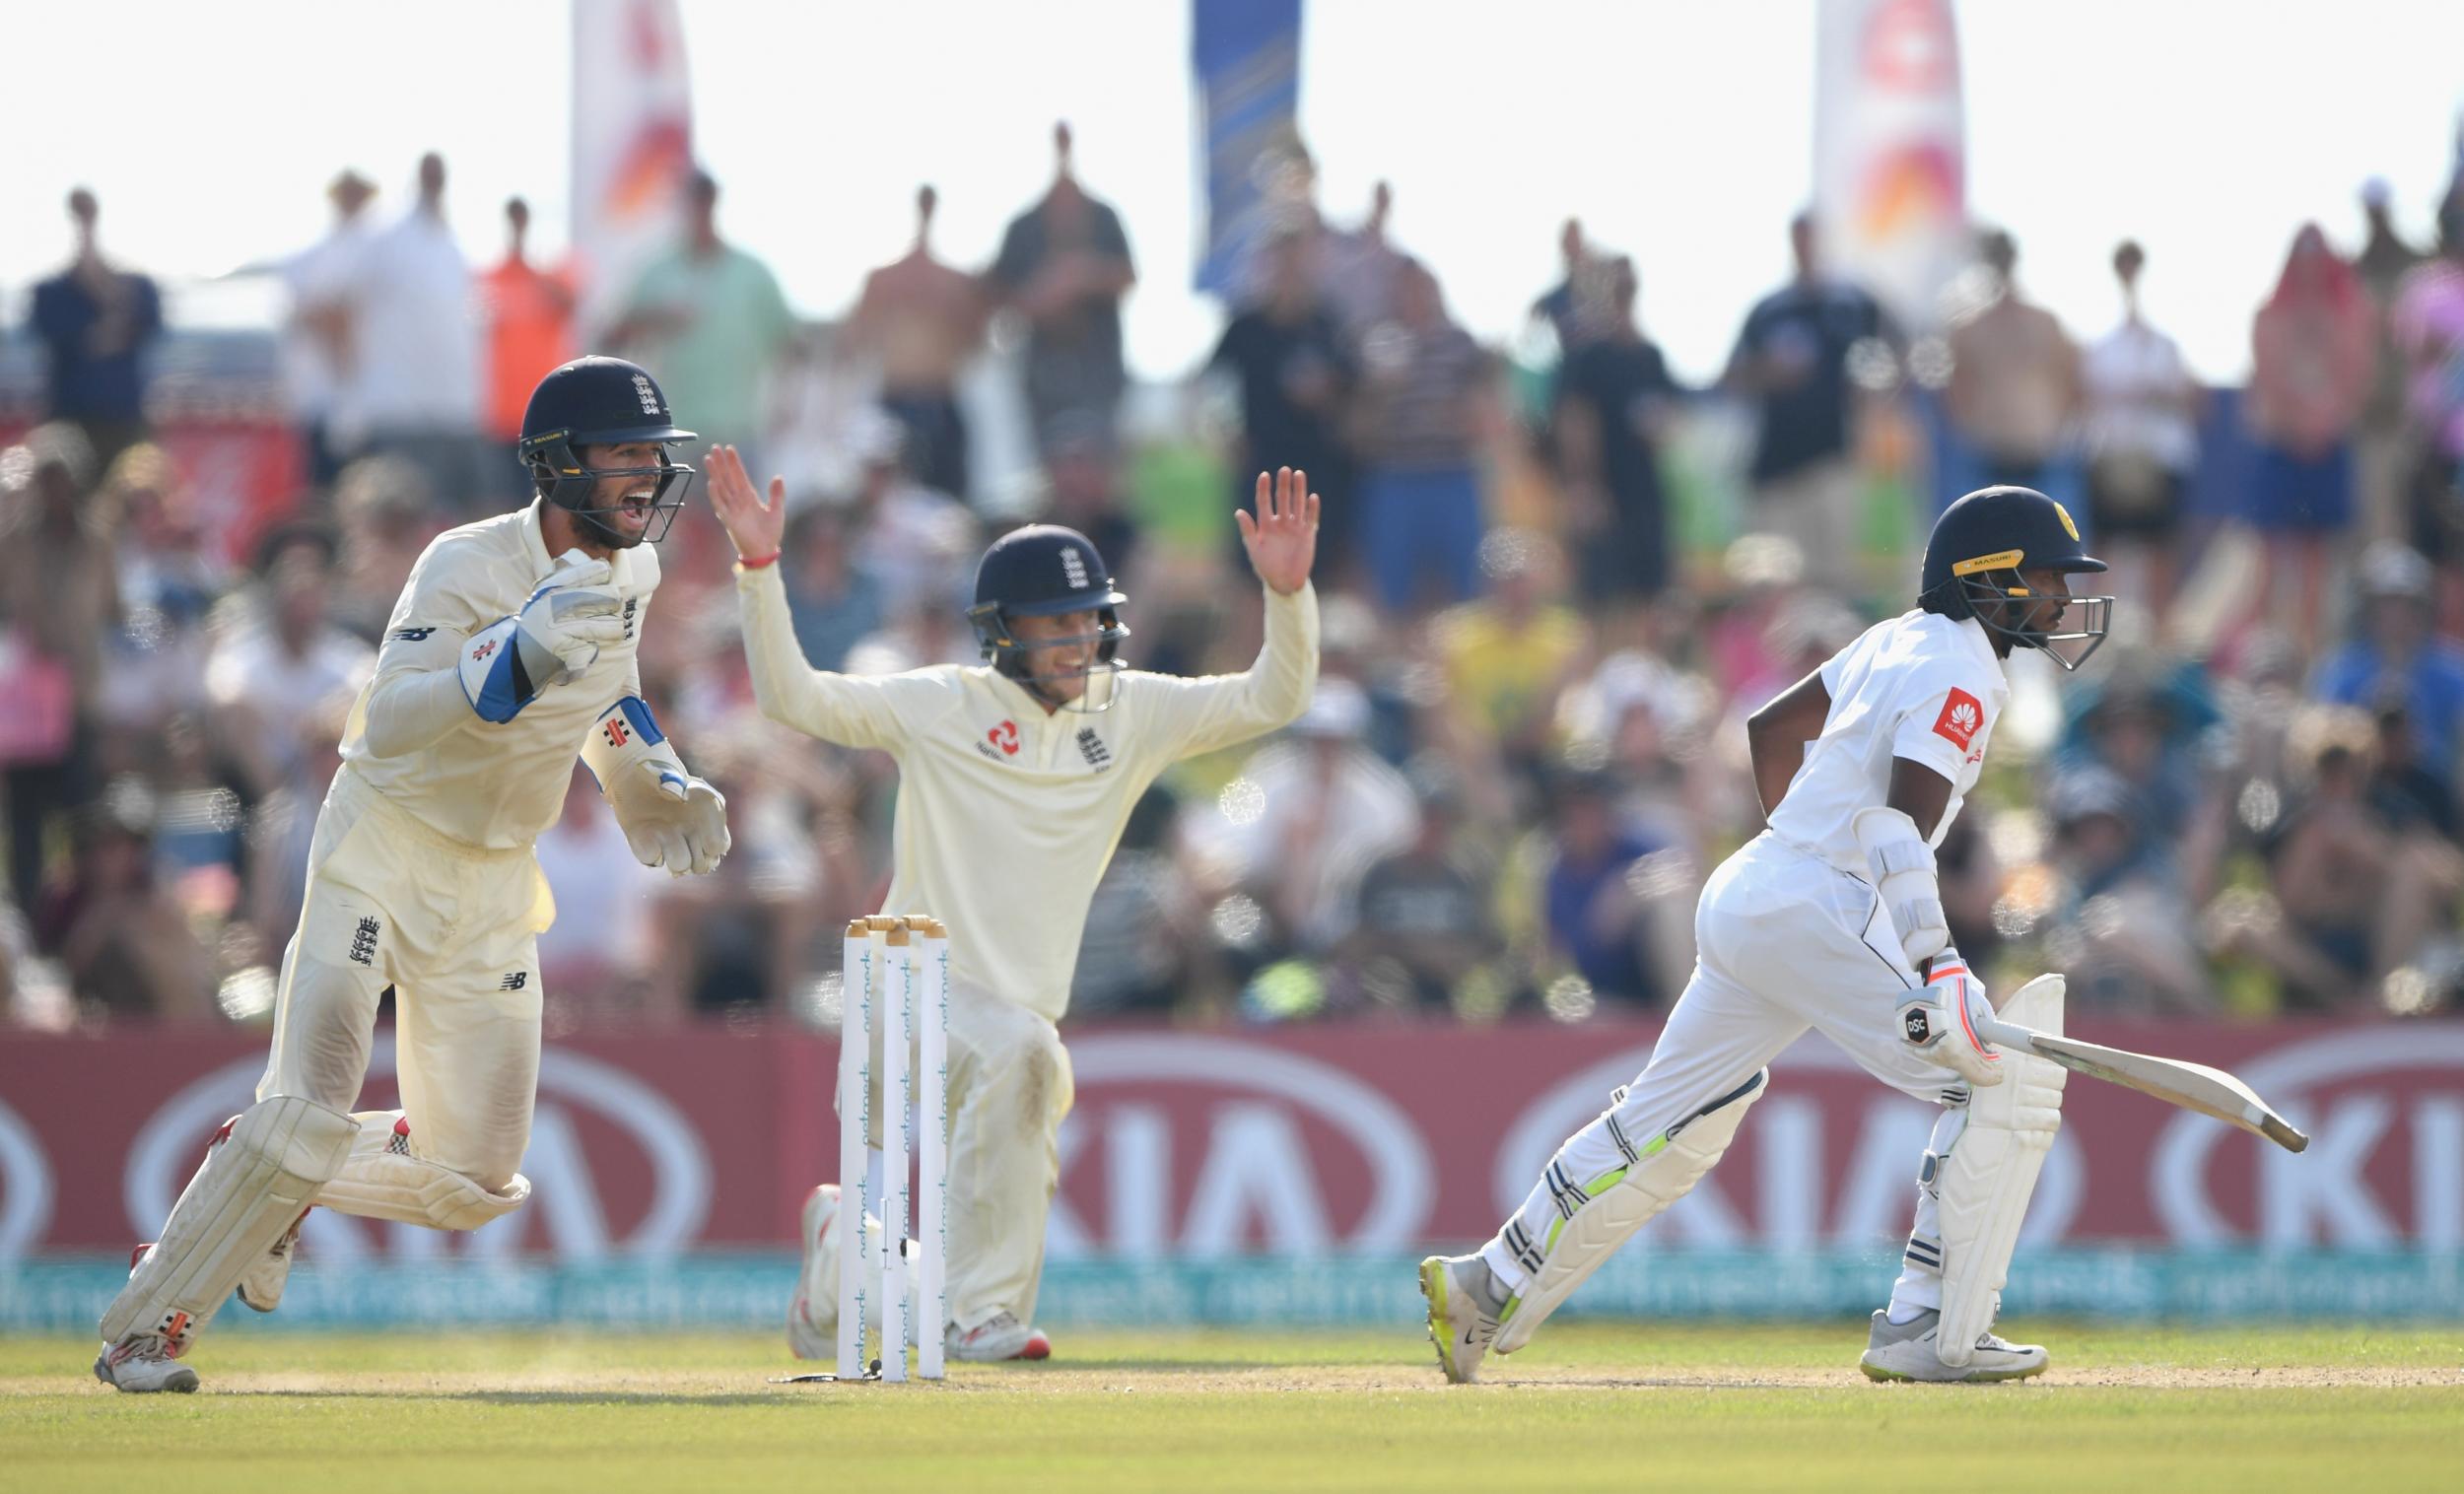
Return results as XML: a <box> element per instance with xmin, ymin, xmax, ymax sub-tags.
<box><xmin>3</xmin><ymin>1323</ymin><xmax>2456</xmax><ymax>1493</ymax></box>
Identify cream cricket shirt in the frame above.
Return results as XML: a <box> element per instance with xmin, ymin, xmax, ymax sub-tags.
<box><xmin>339</xmin><ymin>502</ymin><xmax>657</xmax><ymax>849</ymax></box>
<box><xmin>738</xmin><ymin>563</ymin><xmax>1320</xmax><ymax>1022</ymax></box>
<box><xmin>1766</xmin><ymin>609</ymin><xmax>2010</xmax><ymax>874</ymax></box>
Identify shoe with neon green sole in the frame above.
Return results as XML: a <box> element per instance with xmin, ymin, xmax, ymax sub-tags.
<box><xmin>1420</xmin><ymin>1255</ymin><xmax>1504</xmax><ymax>1385</ymax></box>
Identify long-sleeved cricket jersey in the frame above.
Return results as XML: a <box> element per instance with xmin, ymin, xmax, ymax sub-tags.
<box><xmin>339</xmin><ymin>502</ymin><xmax>657</xmax><ymax>849</ymax></box>
<box><xmin>736</xmin><ymin>562</ymin><xmax>1319</xmax><ymax>1021</ymax></box>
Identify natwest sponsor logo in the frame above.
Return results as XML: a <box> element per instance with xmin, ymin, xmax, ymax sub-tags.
<box><xmin>124</xmin><ymin>1040</ymin><xmax>713</xmax><ymax>1259</ymax></box>
<box><xmin>1047</xmin><ymin>1035</ymin><xmax>1434</xmax><ymax>1258</ymax></box>
<box><xmin>2155</xmin><ymin>1027</ymin><xmax>2464</xmax><ymax>1249</ymax></box>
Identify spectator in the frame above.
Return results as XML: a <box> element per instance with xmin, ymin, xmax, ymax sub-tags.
<box><xmin>1433</xmin><ymin>529</ymin><xmax>1591</xmax><ymax>781</ymax></box>
<box><xmin>478</xmin><ymin>196</ymin><xmax>576</xmax><ymax>459</ymax></box>
<box><xmin>2081</xmin><ymin>239</ymin><xmax>2201</xmax><ymax>617</ymax></box>
<box><xmin>846</xmin><ymin>184</ymin><xmax>989</xmax><ymax>503</ymax></box>
<box><xmin>1069</xmin><ymin>783</ymin><xmax>1199</xmax><ymax>1019</ymax></box>
<box><xmin>840</xmin><ymin>409</ymin><xmax>978</xmax><ymax>621</ymax></box>
<box><xmin>2040</xmin><ymin>766</ymin><xmax>2215</xmax><ymax>1013</ymax></box>
<box><xmin>240</xmin><ymin>696</ymin><xmax>349</xmax><ymax>968</ymax></box>
<box><xmin>2245</xmin><ymin>223</ymin><xmax>2373</xmax><ymax>657</ymax></box>
<box><xmin>94</xmin><ymin>445</ymin><xmax>219</xmax><ymax>744</ymax></box>
<box><xmin>282</xmin><ymin>169</ymin><xmax>379</xmax><ymax>487</ymax></box>
<box><xmin>2313</xmin><ymin>541</ymin><xmax>2464</xmax><ymax>781</ymax></box>
<box><xmin>780</xmin><ymin>505</ymin><xmax>883</xmax><ymax>674</ymax></box>
<box><xmin>1181</xmin><ymin>677</ymin><xmax>1418</xmax><ymax>958</ymax></box>
<box><xmin>611</xmin><ymin>168</ymin><xmax>800</xmax><ymax>461</ymax></box>
<box><xmin>2391</xmin><ymin>195</ymin><xmax>2464</xmax><ymax>623</ymax></box>
<box><xmin>2357</xmin><ymin>178</ymin><xmax>2426</xmax><ymax>542</ymax></box>
<box><xmin>533</xmin><ymin>769</ymin><xmax>664</xmax><ymax>1009</ymax></box>
<box><xmin>1553</xmin><ymin>256</ymin><xmax>1684</xmax><ymax>608</ymax></box>
<box><xmin>1946</xmin><ymin>229</ymin><xmax>2081</xmax><ymax>495</ymax></box>
<box><xmin>317</xmin><ymin>154</ymin><xmax>488</xmax><ymax>509</ymax></box>
<box><xmin>987</xmin><ymin>122</ymin><xmax>1138</xmax><ymax>459</ymax></box>
<box><xmin>1535</xmin><ymin>767</ymin><xmax>1666</xmax><ymax>1008</ymax></box>
<box><xmin>1352</xmin><ymin>258</ymin><xmax>1493</xmax><ymax>615</ymax></box>
<box><xmin>1530</xmin><ymin>218</ymin><xmax>1601</xmax><ymax>356</ymax></box>
<box><xmin>201</xmin><ymin>525</ymin><xmax>374</xmax><ymax>798</ymax></box>
<box><xmin>1723</xmin><ymin>212</ymin><xmax>1895</xmax><ymax>596</ymax></box>
<box><xmin>2243</xmin><ymin>706</ymin><xmax>2464</xmax><ymax>1010</ymax></box>
<box><xmin>0</xmin><ymin>426</ymin><xmax>116</xmax><ymax>916</ymax></box>
<box><xmin>1206</xmin><ymin>227</ymin><xmax>1356</xmax><ymax>582</ymax></box>
<box><xmin>29</xmin><ymin>189</ymin><xmax>163</xmax><ymax>472</ymax></box>
<box><xmin>1319</xmin><ymin>179</ymin><xmax>1405</xmax><ymax>341</ymax></box>
<box><xmin>38</xmin><ymin>788</ymin><xmax>218</xmax><ymax>1025</ymax></box>
<box><xmin>328</xmin><ymin>455</ymin><xmax>443</xmax><ymax>644</ymax></box>
<box><xmin>2054</xmin><ymin>654</ymin><xmax>2230</xmax><ymax>908</ymax></box>
<box><xmin>1339</xmin><ymin>765</ymin><xmax>1498</xmax><ymax>1016</ymax></box>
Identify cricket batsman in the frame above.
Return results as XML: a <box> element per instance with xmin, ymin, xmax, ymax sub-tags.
<box><xmin>1423</xmin><ymin>486</ymin><xmax>2114</xmax><ymax>1384</ymax></box>
<box><xmin>95</xmin><ymin>357</ymin><xmax>731</xmax><ymax>1392</ymax></box>
<box><xmin>708</xmin><ymin>451</ymin><xmax>1321</xmax><ymax>1363</ymax></box>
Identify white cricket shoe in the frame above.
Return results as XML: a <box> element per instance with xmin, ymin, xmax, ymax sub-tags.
<box><xmin>237</xmin><ymin>1209</ymin><xmax>308</xmax><ymax>1314</ymax></box>
<box><xmin>94</xmin><ymin>1335</ymin><xmax>198</xmax><ymax>1393</ymax></box>
<box><xmin>1859</xmin><ymin>1308</ymin><xmax>2048</xmax><ymax>1383</ymax></box>
<box><xmin>1420</xmin><ymin>1254</ymin><xmax>1505</xmax><ymax>1385</ymax></box>
<box><xmin>946</xmin><ymin>1311</ymin><xmax>1050</xmax><ymax>1363</ymax></box>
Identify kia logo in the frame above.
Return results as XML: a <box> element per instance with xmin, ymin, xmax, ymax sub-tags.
<box><xmin>1051</xmin><ymin>1035</ymin><xmax>1434</xmax><ymax>1256</ymax></box>
<box><xmin>0</xmin><ymin>1096</ymin><xmax>53</xmax><ymax>1258</ymax></box>
<box><xmin>124</xmin><ymin>1040</ymin><xmax>713</xmax><ymax>1258</ymax></box>
<box><xmin>2154</xmin><ymin>1026</ymin><xmax>2464</xmax><ymax>1248</ymax></box>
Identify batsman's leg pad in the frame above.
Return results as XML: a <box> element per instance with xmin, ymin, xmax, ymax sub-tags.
<box><xmin>1493</xmin><ymin>1069</ymin><xmax>1766</xmax><ymax>1355</ymax></box>
<box><xmin>315</xmin><ymin>1118</ymin><xmax>529</xmax><ymax>1231</ymax></box>
<box><xmin>1933</xmin><ymin>976</ymin><xmax>2066</xmax><ymax>1366</ymax></box>
<box><xmin>100</xmin><ymin>1097</ymin><xmax>358</xmax><ymax>1349</ymax></box>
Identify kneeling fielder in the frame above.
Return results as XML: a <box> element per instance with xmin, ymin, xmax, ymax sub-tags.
<box><xmin>1424</xmin><ymin>485</ymin><xmax>2114</xmax><ymax>1384</ymax></box>
<box><xmin>97</xmin><ymin>358</ymin><xmax>730</xmax><ymax>1392</ymax></box>
<box><xmin>708</xmin><ymin>453</ymin><xmax>1322</xmax><ymax>1363</ymax></box>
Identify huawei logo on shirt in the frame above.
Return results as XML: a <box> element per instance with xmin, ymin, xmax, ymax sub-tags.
<box><xmin>1933</xmin><ymin>689</ymin><xmax>1985</xmax><ymax>752</ymax></box>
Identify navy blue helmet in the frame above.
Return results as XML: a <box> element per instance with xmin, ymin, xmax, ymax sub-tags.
<box><xmin>1918</xmin><ymin>485</ymin><xmax>2112</xmax><ymax>670</ymax></box>
<box><xmin>516</xmin><ymin>356</ymin><xmax>697</xmax><ymax>547</ymax></box>
<box><xmin>967</xmin><ymin>524</ymin><xmax>1130</xmax><ymax>712</ymax></box>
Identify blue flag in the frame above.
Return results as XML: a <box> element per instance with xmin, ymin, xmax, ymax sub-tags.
<box><xmin>1192</xmin><ymin>0</ymin><xmax>1304</xmax><ymax>298</ymax></box>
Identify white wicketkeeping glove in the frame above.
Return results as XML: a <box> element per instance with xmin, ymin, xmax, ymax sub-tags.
<box><xmin>582</xmin><ymin>697</ymin><xmax>730</xmax><ymax>876</ymax></box>
<box><xmin>513</xmin><ymin>552</ymin><xmax>626</xmax><ymax>690</ymax></box>
<box><xmin>1896</xmin><ymin>951</ymin><xmax>2005</xmax><ymax>1088</ymax></box>
<box><xmin>459</xmin><ymin>551</ymin><xmax>627</xmax><ymax>722</ymax></box>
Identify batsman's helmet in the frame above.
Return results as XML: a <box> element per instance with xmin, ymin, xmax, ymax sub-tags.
<box><xmin>1918</xmin><ymin>485</ymin><xmax>2112</xmax><ymax>670</ymax></box>
<box><xmin>516</xmin><ymin>356</ymin><xmax>698</xmax><ymax>548</ymax></box>
<box><xmin>967</xmin><ymin>524</ymin><xmax>1130</xmax><ymax>713</ymax></box>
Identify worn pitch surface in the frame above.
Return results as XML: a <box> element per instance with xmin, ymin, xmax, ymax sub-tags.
<box><xmin>4</xmin><ymin>1324</ymin><xmax>2456</xmax><ymax>1492</ymax></box>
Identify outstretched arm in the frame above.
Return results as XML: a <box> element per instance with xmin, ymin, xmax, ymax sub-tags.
<box><xmin>708</xmin><ymin>444</ymin><xmax>933</xmax><ymax>752</ymax></box>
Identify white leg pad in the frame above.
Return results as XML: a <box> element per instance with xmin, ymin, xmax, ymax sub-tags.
<box><xmin>318</xmin><ymin>1152</ymin><xmax>529</xmax><ymax>1231</ymax></box>
<box><xmin>1934</xmin><ymin>975</ymin><xmax>2067</xmax><ymax>1365</ymax></box>
<box><xmin>1493</xmin><ymin>1070</ymin><xmax>1766</xmax><ymax>1355</ymax></box>
<box><xmin>100</xmin><ymin>1097</ymin><xmax>358</xmax><ymax>1349</ymax></box>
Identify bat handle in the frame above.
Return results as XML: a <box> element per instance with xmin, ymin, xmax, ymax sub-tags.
<box><xmin>1969</xmin><ymin>1013</ymin><xmax>2040</xmax><ymax>1055</ymax></box>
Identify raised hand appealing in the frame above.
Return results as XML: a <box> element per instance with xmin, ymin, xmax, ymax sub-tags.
<box><xmin>704</xmin><ymin>443</ymin><xmax>787</xmax><ymax>564</ymax></box>
<box><xmin>1235</xmin><ymin>466</ymin><xmax>1321</xmax><ymax>596</ymax></box>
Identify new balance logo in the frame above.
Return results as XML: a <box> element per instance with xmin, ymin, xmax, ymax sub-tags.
<box><xmin>500</xmin><ymin>972</ymin><xmax>528</xmax><ymax>990</ymax></box>
<box><xmin>390</xmin><ymin>626</ymin><xmax>436</xmax><ymax>642</ymax></box>
<box><xmin>1075</xmin><ymin>727</ymin><xmax>1112</xmax><ymax>771</ymax></box>
<box><xmin>348</xmin><ymin>916</ymin><xmax>380</xmax><ymax>968</ymax></box>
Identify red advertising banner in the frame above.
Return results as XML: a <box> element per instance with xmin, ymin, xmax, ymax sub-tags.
<box><xmin>0</xmin><ymin>1020</ymin><xmax>2456</xmax><ymax>1261</ymax></box>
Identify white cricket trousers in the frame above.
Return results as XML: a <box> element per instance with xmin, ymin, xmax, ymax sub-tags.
<box><xmin>256</xmin><ymin>769</ymin><xmax>556</xmax><ymax>1195</ymax></box>
<box><xmin>1483</xmin><ymin>833</ymin><xmax>1963</xmax><ymax>1308</ymax></box>
<box><xmin>847</xmin><ymin>980</ymin><xmax>1073</xmax><ymax>1330</ymax></box>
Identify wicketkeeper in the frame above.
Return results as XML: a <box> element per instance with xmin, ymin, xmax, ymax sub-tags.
<box><xmin>709</xmin><ymin>452</ymin><xmax>1322</xmax><ymax>1363</ymax></box>
<box><xmin>96</xmin><ymin>357</ymin><xmax>731</xmax><ymax>1392</ymax></box>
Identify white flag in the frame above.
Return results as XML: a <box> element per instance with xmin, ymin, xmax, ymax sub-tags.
<box><xmin>571</xmin><ymin>0</ymin><xmax>694</xmax><ymax>344</ymax></box>
<box><xmin>1814</xmin><ymin>0</ymin><xmax>1967</xmax><ymax>328</ymax></box>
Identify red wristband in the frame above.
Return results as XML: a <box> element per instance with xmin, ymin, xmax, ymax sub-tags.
<box><xmin>737</xmin><ymin>551</ymin><xmax>781</xmax><ymax>571</ymax></box>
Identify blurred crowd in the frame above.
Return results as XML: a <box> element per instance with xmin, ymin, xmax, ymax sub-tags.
<box><xmin>8</xmin><ymin>123</ymin><xmax>2464</xmax><ymax>1035</ymax></box>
